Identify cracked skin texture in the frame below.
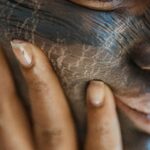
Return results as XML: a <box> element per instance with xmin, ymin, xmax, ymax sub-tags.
<box><xmin>0</xmin><ymin>0</ymin><xmax>150</xmax><ymax>149</ymax></box>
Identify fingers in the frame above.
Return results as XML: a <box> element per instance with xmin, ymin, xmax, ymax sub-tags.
<box><xmin>85</xmin><ymin>81</ymin><xmax>122</xmax><ymax>150</ymax></box>
<box><xmin>11</xmin><ymin>40</ymin><xmax>77</xmax><ymax>150</ymax></box>
<box><xmin>0</xmin><ymin>49</ymin><xmax>34</xmax><ymax>150</ymax></box>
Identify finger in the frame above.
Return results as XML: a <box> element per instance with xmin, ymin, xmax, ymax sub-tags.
<box><xmin>11</xmin><ymin>40</ymin><xmax>77</xmax><ymax>150</ymax></box>
<box><xmin>85</xmin><ymin>81</ymin><xmax>122</xmax><ymax>150</ymax></box>
<box><xmin>0</xmin><ymin>48</ymin><xmax>34</xmax><ymax>150</ymax></box>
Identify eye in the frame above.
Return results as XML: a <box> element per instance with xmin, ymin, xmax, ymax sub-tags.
<box><xmin>69</xmin><ymin>0</ymin><xmax>123</xmax><ymax>11</ymax></box>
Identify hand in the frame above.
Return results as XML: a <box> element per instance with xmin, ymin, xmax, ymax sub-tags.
<box><xmin>0</xmin><ymin>40</ymin><xmax>122</xmax><ymax>150</ymax></box>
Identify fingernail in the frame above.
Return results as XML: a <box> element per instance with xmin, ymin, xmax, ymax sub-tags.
<box><xmin>87</xmin><ymin>81</ymin><xmax>105</xmax><ymax>107</ymax></box>
<box><xmin>10</xmin><ymin>40</ymin><xmax>34</xmax><ymax>68</ymax></box>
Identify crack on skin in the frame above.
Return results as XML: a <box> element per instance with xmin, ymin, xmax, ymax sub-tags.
<box><xmin>0</xmin><ymin>1</ymin><xmax>150</xmax><ymax>148</ymax></box>
<box><xmin>0</xmin><ymin>0</ymin><xmax>41</xmax><ymax>43</ymax></box>
<box><xmin>0</xmin><ymin>1</ymin><xmax>149</xmax><ymax>110</ymax></box>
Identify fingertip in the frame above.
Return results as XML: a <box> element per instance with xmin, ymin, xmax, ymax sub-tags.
<box><xmin>86</xmin><ymin>81</ymin><xmax>122</xmax><ymax>150</ymax></box>
<box><xmin>87</xmin><ymin>81</ymin><xmax>105</xmax><ymax>107</ymax></box>
<box><xmin>10</xmin><ymin>40</ymin><xmax>35</xmax><ymax>68</ymax></box>
<box><xmin>10</xmin><ymin>40</ymin><xmax>77</xmax><ymax>149</ymax></box>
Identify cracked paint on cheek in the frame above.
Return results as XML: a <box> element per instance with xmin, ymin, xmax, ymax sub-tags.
<box><xmin>0</xmin><ymin>0</ymin><xmax>150</xmax><ymax>148</ymax></box>
<box><xmin>0</xmin><ymin>0</ymin><xmax>150</xmax><ymax>114</ymax></box>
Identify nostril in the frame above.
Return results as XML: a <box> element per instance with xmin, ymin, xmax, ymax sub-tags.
<box><xmin>130</xmin><ymin>42</ymin><xmax>150</xmax><ymax>70</ymax></box>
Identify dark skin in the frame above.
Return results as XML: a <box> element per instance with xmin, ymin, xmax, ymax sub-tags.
<box><xmin>0</xmin><ymin>0</ymin><xmax>150</xmax><ymax>149</ymax></box>
<box><xmin>0</xmin><ymin>40</ymin><xmax>122</xmax><ymax>150</ymax></box>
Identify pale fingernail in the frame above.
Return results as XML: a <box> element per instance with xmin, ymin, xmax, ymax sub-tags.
<box><xmin>87</xmin><ymin>81</ymin><xmax>105</xmax><ymax>107</ymax></box>
<box><xmin>10</xmin><ymin>40</ymin><xmax>34</xmax><ymax>68</ymax></box>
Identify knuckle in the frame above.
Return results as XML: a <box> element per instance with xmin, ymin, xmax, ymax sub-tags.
<box><xmin>40</xmin><ymin>128</ymin><xmax>63</xmax><ymax>147</ymax></box>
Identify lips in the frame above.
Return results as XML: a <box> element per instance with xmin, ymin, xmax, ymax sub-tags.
<box><xmin>117</xmin><ymin>99</ymin><xmax>150</xmax><ymax>134</ymax></box>
<box><xmin>70</xmin><ymin>0</ymin><xmax>123</xmax><ymax>10</ymax></box>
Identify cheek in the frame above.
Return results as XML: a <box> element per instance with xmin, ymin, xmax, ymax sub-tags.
<box><xmin>44</xmin><ymin>42</ymin><xmax>124</xmax><ymax>127</ymax></box>
<box><xmin>42</xmin><ymin>41</ymin><xmax>142</xmax><ymax>120</ymax></box>
<box><xmin>44</xmin><ymin>41</ymin><xmax>150</xmax><ymax>98</ymax></box>
<box><xmin>46</xmin><ymin>43</ymin><xmax>125</xmax><ymax>90</ymax></box>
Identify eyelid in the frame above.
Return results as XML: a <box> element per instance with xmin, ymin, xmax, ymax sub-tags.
<box><xmin>70</xmin><ymin>0</ymin><xmax>123</xmax><ymax>11</ymax></box>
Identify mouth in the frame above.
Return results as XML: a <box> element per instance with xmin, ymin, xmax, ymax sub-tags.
<box><xmin>116</xmin><ymin>99</ymin><xmax>150</xmax><ymax>134</ymax></box>
<box><xmin>70</xmin><ymin>0</ymin><xmax>122</xmax><ymax>10</ymax></box>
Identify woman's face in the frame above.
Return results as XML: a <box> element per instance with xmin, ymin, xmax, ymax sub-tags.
<box><xmin>1</xmin><ymin>0</ymin><xmax>150</xmax><ymax>148</ymax></box>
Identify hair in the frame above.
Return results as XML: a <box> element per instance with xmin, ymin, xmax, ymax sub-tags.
<box><xmin>122</xmin><ymin>0</ymin><xmax>150</xmax><ymax>15</ymax></box>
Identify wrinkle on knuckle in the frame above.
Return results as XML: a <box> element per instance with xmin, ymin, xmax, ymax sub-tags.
<box><xmin>35</xmin><ymin>123</ymin><xmax>64</xmax><ymax>147</ymax></box>
<box><xmin>89</xmin><ymin>122</ymin><xmax>111</xmax><ymax>136</ymax></box>
<box><xmin>28</xmin><ymin>79</ymin><xmax>47</xmax><ymax>94</ymax></box>
<box><xmin>41</xmin><ymin>129</ymin><xmax>63</xmax><ymax>146</ymax></box>
<box><xmin>36</xmin><ymin>124</ymin><xmax>63</xmax><ymax>147</ymax></box>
